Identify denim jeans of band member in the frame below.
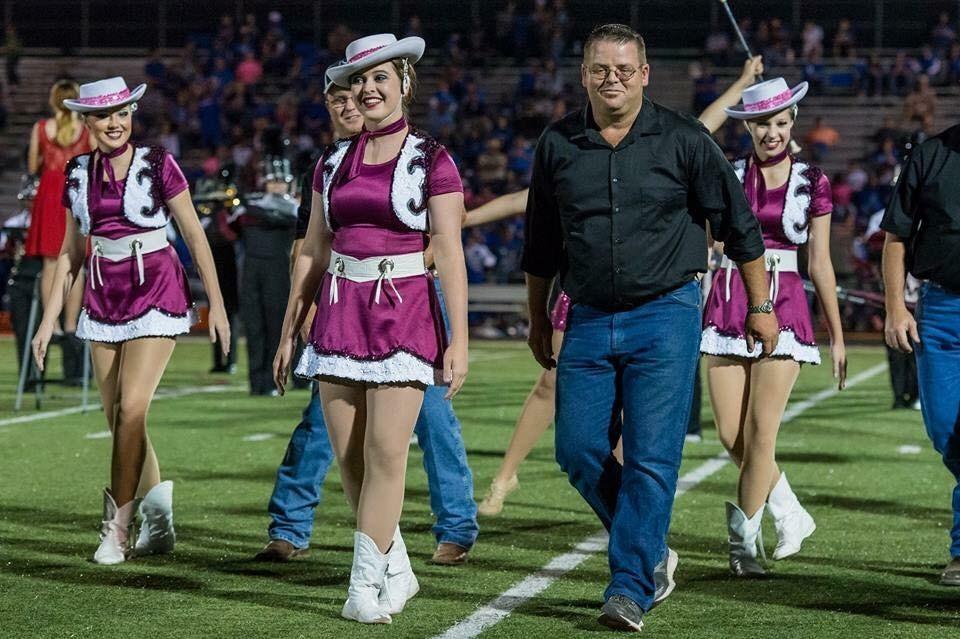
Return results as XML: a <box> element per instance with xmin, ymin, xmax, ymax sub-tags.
<box><xmin>267</xmin><ymin>278</ymin><xmax>479</xmax><ymax>549</ymax></box>
<box><xmin>555</xmin><ymin>280</ymin><xmax>702</xmax><ymax>611</ymax></box>
<box><xmin>915</xmin><ymin>282</ymin><xmax>960</xmax><ymax>558</ymax></box>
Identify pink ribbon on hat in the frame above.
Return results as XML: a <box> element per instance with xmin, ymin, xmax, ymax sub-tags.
<box><xmin>75</xmin><ymin>88</ymin><xmax>132</xmax><ymax>106</ymax></box>
<box><xmin>348</xmin><ymin>45</ymin><xmax>388</xmax><ymax>63</ymax></box>
<box><xmin>744</xmin><ymin>89</ymin><xmax>793</xmax><ymax>112</ymax></box>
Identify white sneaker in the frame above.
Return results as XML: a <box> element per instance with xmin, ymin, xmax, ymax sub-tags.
<box><xmin>766</xmin><ymin>472</ymin><xmax>816</xmax><ymax>560</ymax></box>
<box><xmin>134</xmin><ymin>481</ymin><xmax>176</xmax><ymax>556</ymax></box>
<box><xmin>93</xmin><ymin>490</ymin><xmax>137</xmax><ymax>565</ymax></box>
<box><xmin>342</xmin><ymin>531</ymin><xmax>392</xmax><ymax>624</ymax></box>
<box><xmin>380</xmin><ymin>528</ymin><xmax>419</xmax><ymax>614</ymax></box>
<box><xmin>651</xmin><ymin>547</ymin><xmax>678</xmax><ymax>607</ymax></box>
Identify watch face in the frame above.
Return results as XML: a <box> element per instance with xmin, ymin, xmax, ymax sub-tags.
<box><xmin>761</xmin><ymin>300</ymin><xmax>774</xmax><ymax>313</ymax></box>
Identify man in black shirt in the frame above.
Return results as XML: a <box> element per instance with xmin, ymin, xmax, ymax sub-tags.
<box><xmin>522</xmin><ymin>24</ymin><xmax>778</xmax><ymax>630</ymax></box>
<box><xmin>882</xmin><ymin>125</ymin><xmax>960</xmax><ymax>586</ymax></box>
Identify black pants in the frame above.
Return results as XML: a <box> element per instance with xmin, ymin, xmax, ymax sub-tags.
<box><xmin>210</xmin><ymin>241</ymin><xmax>239</xmax><ymax>369</ymax></box>
<box><xmin>241</xmin><ymin>255</ymin><xmax>290</xmax><ymax>394</ymax></box>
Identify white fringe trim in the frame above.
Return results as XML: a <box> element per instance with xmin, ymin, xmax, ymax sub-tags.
<box><xmin>123</xmin><ymin>147</ymin><xmax>169</xmax><ymax>229</ymax></box>
<box><xmin>321</xmin><ymin>139</ymin><xmax>351</xmax><ymax>232</ymax></box>
<box><xmin>67</xmin><ymin>155</ymin><xmax>91</xmax><ymax>235</ymax></box>
<box><xmin>392</xmin><ymin>131</ymin><xmax>428</xmax><ymax>231</ymax></box>
<box><xmin>700</xmin><ymin>325</ymin><xmax>821</xmax><ymax>364</ymax></box>
<box><xmin>782</xmin><ymin>160</ymin><xmax>812</xmax><ymax>245</ymax></box>
<box><xmin>76</xmin><ymin>308</ymin><xmax>193</xmax><ymax>343</ymax></box>
<box><xmin>295</xmin><ymin>344</ymin><xmax>437</xmax><ymax>386</ymax></box>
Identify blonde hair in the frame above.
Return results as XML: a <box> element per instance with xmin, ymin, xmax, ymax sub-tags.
<box><xmin>49</xmin><ymin>80</ymin><xmax>80</xmax><ymax>147</ymax></box>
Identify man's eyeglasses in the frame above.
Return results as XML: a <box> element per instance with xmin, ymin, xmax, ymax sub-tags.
<box><xmin>327</xmin><ymin>96</ymin><xmax>355</xmax><ymax>110</ymax></box>
<box><xmin>587</xmin><ymin>66</ymin><xmax>639</xmax><ymax>83</ymax></box>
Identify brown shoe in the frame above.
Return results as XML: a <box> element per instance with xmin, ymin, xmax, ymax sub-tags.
<box><xmin>940</xmin><ymin>557</ymin><xmax>960</xmax><ymax>586</ymax></box>
<box><xmin>430</xmin><ymin>542</ymin><xmax>470</xmax><ymax>566</ymax></box>
<box><xmin>253</xmin><ymin>539</ymin><xmax>309</xmax><ymax>562</ymax></box>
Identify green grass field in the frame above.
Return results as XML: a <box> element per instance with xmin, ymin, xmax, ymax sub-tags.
<box><xmin>1</xmin><ymin>338</ymin><xmax>958</xmax><ymax>638</ymax></box>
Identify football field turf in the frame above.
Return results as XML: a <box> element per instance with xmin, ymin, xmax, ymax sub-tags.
<box><xmin>1</xmin><ymin>338</ymin><xmax>958</xmax><ymax>638</ymax></box>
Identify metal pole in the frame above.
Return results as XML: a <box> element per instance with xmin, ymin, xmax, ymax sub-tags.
<box><xmin>874</xmin><ymin>0</ymin><xmax>884</xmax><ymax>50</ymax></box>
<box><xmin>80</xmin><ymin>0</ymin><xmax>90</xmax><ymax>49</ymax></box>
<box><xmin>14</xmin><ymin>275</ymin><xmax>40</xmax><ymax>411</ymax></box>
<box><xmin>158</xmin><ymin>0</ymin><xmax>167</xmax><ymax>49</ymax></box>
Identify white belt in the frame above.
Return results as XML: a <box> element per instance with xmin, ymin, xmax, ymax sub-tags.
<box><xmin>327</xmin><ymin>250</ymin><xmax>426</xmax><ymax>305</ymax></box>
<box><xmin>90</xmin><ymin>228</ymin><xmax>169</xmax><ymax>290</ymax></box>
<box><xmin>720</xmin><ymin>249</ymin><xmax>798</xmax><ymax>304</ymax></box>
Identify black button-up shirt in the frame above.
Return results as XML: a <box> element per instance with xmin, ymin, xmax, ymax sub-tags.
<box><xmin>881</xmin><ymin>124</ymin><xmax>960</xmax><ymax>292</ymax></box>
<box><xmin>522</xmin><ymin>98</ymin><xmax>765</xmax><ymax>310</ymax></box>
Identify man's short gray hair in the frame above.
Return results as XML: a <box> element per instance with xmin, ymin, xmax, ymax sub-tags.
<box><xmin>584</xmin><ymin>24</ymin><xmax>647</xmax><ymax>64</ymax></box>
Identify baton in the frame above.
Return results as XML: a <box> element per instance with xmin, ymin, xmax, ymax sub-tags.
<box><xmin>718</xmin><ymin>0</ymin><xmax>763</xmax><ymax>80</ymax></box>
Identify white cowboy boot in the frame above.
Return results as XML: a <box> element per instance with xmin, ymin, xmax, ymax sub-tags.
<box><xmin>93</xmin><ymin>490</ymin><xmax>138</xmax><ymax>565</ymax></box>
<box><xmin>134</xmin><ymin>481</ymin><xmax>176</xmax><ymax>556</ymax></box>
<box><xmin>766</xmin><ymin>473</ymin><xmax>816</xmax><ymax>560</ymax></box>
<box><xmin>380</xmin><ymin>527</ymin><xmax>420</xmax><ymax>614</ymax></box>
<box><xmin>341</xmin><ymin>531</ymin><xmax>392</xmax><ymax>624</ymax></box>
<box><xmin>726</xmin><ymin>502</ymin><xmax>766</xmax><ymax>577</ymax></box>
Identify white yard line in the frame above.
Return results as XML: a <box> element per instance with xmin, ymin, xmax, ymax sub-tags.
<box><xmin>0</xmin><ymin>384</ymin><xmax>241</xmax><ymax>428</ymax></box>
<box><xmin>434</xmin><ymin>362</ymin><xmax>888</xmax><ymax>639</ymax></box>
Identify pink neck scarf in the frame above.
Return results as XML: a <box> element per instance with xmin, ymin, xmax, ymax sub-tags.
<box><xmin>342</xmin><ymin>117</ymin><xmax>408</xmax><ymax>183</ymax></box>
<box><xmin>743</xmin><ymin>148</ymin><xmax>790</xmax><ymax>211</ymax></box>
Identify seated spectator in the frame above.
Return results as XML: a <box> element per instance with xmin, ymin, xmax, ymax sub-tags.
<box><xmin>235</xmin><ymin>49</ymin><xmax>263</xmax><ymax>86</ymax></box>
<box><xmin>946</xmin><ymin>42</ymin><xmax>960</xmax><ymax>84</ymax></box>
<box><xmin>210</xmin><ymin>57</ymin><xmax>234</xmax><ymax>90</ymax></box>
<box><xmin>870</xmin><ymin>137</ymin><xmax>901</xmax><ymax>175</ymax></box>
<box><xmin>888</xmin><ymin>51</ymin><xmax>915</xmax><ymax>96</ymax></box>
<box><xmin>801</xmin><ymin>21</ymin><xmax>824</xmax><ymax>60</ymax></box>
<box><xmin>916</xmin><ymin>45</ymin><xmax>943</xmax><ymax>81</ymax></box>
<box><xmin>476</xmin><ymin>138</ymin><xmax>508</xmax><ymax>189</ymax></box>
<box><xmin>704</xmin><ymin>29</ymin><xmax>731</xmax><ymax>65</ymax></box>
<box><xmin>299</xmin><ymin>86</ymin><xmax>329</xmax><ymax>138</ymax></box>
<box><xmin>931</xmin><ymin>11</ymin><xmax>956</xmax><ymax>55</ymax></box>
<box><xmin>805</xmin><ymin>116</ymin><xmax>839</xmax><ymax>161</ymax></box>
<box><xmin>902</xmin><ymin>74</ymin><xmax>937</xmax><ymax>131</ymax></box>
<box><xmin>845</xmin><ymin>160</ymin><xmax>869</xmax><ymax>193</ymax></box>
<box><xmin>832</xmin><ymin>18</ymin><xmax>856</xmax><ymax>59</ymax></box>
<box><xmin>859</xmin><ymin>54</ymin><xmax>886</xmax><ymax>96</ymax></box>
<box><xmin>802</xmin><ymin>51</ymin><xmax>825</xmax><ymax>95</ymax></box>
<box><xmin>464</xmin><ymin>229</ymin><xmax>497</xmax><ymax>283</ymax></box>
<box><xmin>872</xmin><ymin>115</ymin><xmax>900</xmax><ymax>147</ymax></box>
<box><xmin>144</xmin><ymin>48</ymin><xmax>166</xmax><ymax>85</ymax></box>
<box><xmin>690</xmin><ymin>59</ymin><xmax>719</xmax><ymax>113</ymax></box>
<box><xmin>506</xmin><ymin>135</ymin><xmax>533</xmax><ymax>182</ymax></box>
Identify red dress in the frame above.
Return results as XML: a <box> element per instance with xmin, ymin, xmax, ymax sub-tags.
<box><xmin>25</xmin><ymin>120</ymin><xmax>91</xmax><ymax>257</ymax></box>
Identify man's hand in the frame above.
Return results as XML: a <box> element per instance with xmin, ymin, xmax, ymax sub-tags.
<box><xmin>527</xmin><ymin>317</ymin><xmax>556</xmax><ymax>370</ymax></box>
<box><xmin>745</xmin><ymin>310</ymin><xmax>780</xmax><ymax>356</ymax></box>
<box><xmin>885</xmin><ymin>304</ymin><xmax>920</xmax><ymax>353</ymax></box>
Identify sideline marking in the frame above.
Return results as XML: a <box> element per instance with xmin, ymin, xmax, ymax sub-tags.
<box><xmin>84</xmin><ymin>430</ymin><xmax>112</xmax><ymax>439</ymax></box>
<box><xmin>242</xmin><ymin>433</ymin><xmax>276</xmax><ymax>442</ymax></box>
<box><xmin>433</xmin><ymin>362</ymin><xmax>888</xmax><ymax>639</ymax></box>
<box><xmin>0</xmin><ymin>384</ymin><xmax>241</xmax><ymax>427</ymax></box>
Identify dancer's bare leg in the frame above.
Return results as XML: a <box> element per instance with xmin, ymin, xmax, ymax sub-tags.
<box><xmin>738</xmin><ymin>358</ymin><xmax>801</xmax><ymax>516</ymax></box>
<box><xmin>706</xmin><ymin>355</ymin><xmax>783</xmax><ymax>496</ymax></box>
<box><xmin>491</xmin><ymin>330</ymin><xmax>564</xmax><ymax>483</ymax></box>
<box><xmin>360</xmin><ymin>385</ymin><xmax>423</xmax><ymax>552</ymax></box>
<box><xmin>90</xmin><ymin>340</ymin><xmax>163</xmax><ymax>499</ymax></box>
<box><xmin>109</xmin><ymin>338</ymin><xmax>176</xmax><ymax>507</ymax></box>
<box><xmin>319</xmin><ymin>381</ymin><xmax>367</xmax><ymax>513</ymax></box>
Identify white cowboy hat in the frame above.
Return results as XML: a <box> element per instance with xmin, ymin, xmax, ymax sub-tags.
<box><xmin>63</xmin><ymin>76</ymin><xmax>146</xmax><ymax>113</ymax></box>
<box><xmin>324</xmin><ymin>60</ymin><xmax>345</xmax><ymax>94</ymax></box>
<box><xmin>723</xmin><ymin>77</ymin><xmax>808</xmax><ymax>119</ymax></box>
<box><xmin>327</xmin><ymin>33</ymin><xmax>425</xmax><ymax>88</ymax></box>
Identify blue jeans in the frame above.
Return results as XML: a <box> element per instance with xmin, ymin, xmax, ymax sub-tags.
<box><xmin>915</xmin><ymin>283</ymin><xmax>960</xmax><ymax>558</ymax></box>
<box><xmin>267</xmin><ymin>279</ymin><xmax>479</xmax><ymax>549</ymax></box>
<box><xmin>555</xmin><ymin>281</ymin><xmax>702</xmax><ymax>610</ymax></box>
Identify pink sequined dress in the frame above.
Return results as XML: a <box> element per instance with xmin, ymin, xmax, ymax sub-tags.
<box><xmin>701</xmin><ymin>156</ymin><xmax>832</xmax><ymax>364</ymax></box>
<box><xmin>295</xmin><ymin>127</ymin><xmax>463</xmax><ymax>386</ymax></box>
<box><xmin>63</xmin><ymin>145</ymin><xmax>194</xmax><ymax>342</ymax></box>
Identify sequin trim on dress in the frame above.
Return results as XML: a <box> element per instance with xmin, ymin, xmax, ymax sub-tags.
<box><xmin>699</xmin><ymin>324</ymin><xmax>821</xmax><ymax>364</ymax></box>
<box><xmin>295</xmin><ymin>343</ymin><xmax>438</xmax><ymax>386</ymax></box>
<box><xmin>76</xmin><ymin>307</ymin><xmax>194</xmax><ymax>343</ymax></box>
